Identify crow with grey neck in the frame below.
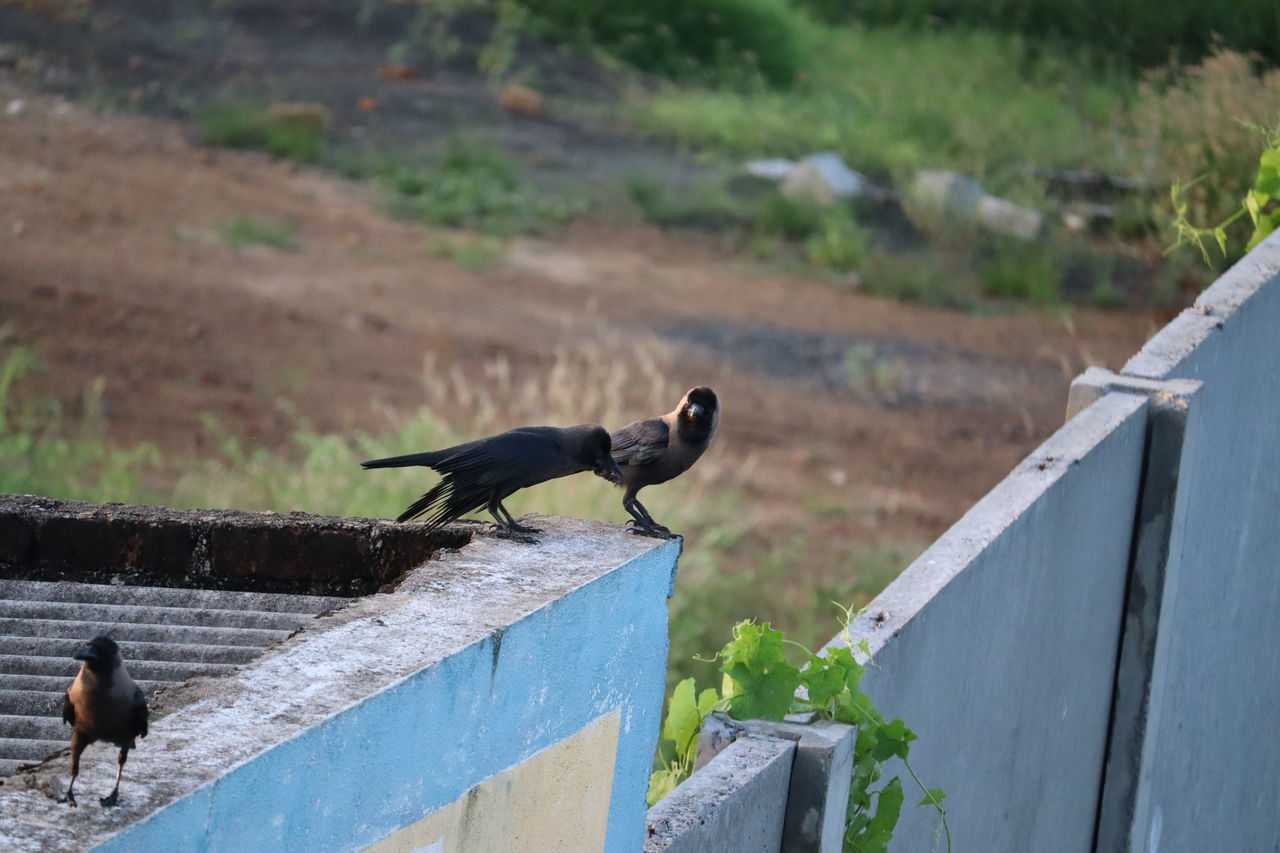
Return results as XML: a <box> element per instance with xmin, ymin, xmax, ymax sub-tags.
<box><xmin>61</xmin><ymin>636</ymin><xmax>148</xmax><ymax>808</ymax></box>
<box><xmin>610</xmin><ymin>387</ymin><xmax>719</xmax><ymax>538</ymax></box>
<box><xmin>362</xmin><ymin>424</ymin><xmax>623</xmax><ymax>540</ymax></box>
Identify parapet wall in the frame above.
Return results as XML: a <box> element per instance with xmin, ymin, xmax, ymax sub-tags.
<box><xmin>0</xmin><ymin>515</ymin><xmax>680</xmax><ymax>853</ymax></box>
<box><xmin>827</xmin><ymin>229</ymin><xmax>1280</xmax><ymax>852</ymax></box>
<box><xmin>0</xmin><ymin>496</ymin><xmax>466</xmax><ymax>596</ymax></box>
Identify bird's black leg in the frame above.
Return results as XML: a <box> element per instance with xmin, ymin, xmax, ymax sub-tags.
<box><xmin>486</xmin><ymin>495</ymin><xmax>538</xmax><ymax>542</ymax></box>
<box><xmin>623</xmin><ymin>493</ymin><xmax>675</xmax><ymax>539</ymax></box>
<box><xmin>99</xmin><ymin>745</ymin><xmax>129</xmax><ymax>808</ymax></box>
<box><xmin>496</xmin><ymin>500</ymin><xmax>540</xmax><ymax>534</ymax></box>
<box><xmin>62</xmin><ymin>733</ymin><xmax>87</xmax><ymax>807</ymax></box>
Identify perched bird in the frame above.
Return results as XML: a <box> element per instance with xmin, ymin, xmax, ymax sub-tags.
<box><xmin>61</xmin><ymin>636</ymin><xmax>148</xmax><ymax>808</ymax></box>
<box><xmin>362</xmin><ymin>424</ymin><xmax>624</xmax><ymax>539</ymax></box>
<box><xmin>610</xmin><ymin>387</ymin><xmax>719</xmax><ymax>538</ymax></box>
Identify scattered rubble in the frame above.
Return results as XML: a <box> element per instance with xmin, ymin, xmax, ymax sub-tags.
<box><xmin>912</xmin><ymin>169</ymin><xmax>1043</xmax><ymax>240</ymax></box>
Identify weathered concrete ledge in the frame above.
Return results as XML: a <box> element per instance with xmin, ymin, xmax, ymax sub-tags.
<box><xmin>0</xmin><ymin>515</ymin><xmax>681</xmax><ymax>852</ymax></box>
<box><xmin>645</xmin><ymin>733</ymin><xmax>795</xmax><ymax>853</ymax></box>
<box><xmin>1123</xmin><ymin>228</ymin><xmax>1280</xmax><ymax>379</ymax></box>
<box><xmin>0</xmin><ymin>495</ymin><xmax>467</xmax><ymax>596</ymax></box>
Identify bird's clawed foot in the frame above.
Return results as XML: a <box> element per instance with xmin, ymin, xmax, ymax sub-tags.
<box><xmin>625</xmin><ymin>520</ymin><xmax>677</xmax><ymax>539</ymax></box>
<box><xmin>60</xmin><ymin>791</ymin><xmax>78</xmax><ymax>808</ymax></box>
<box><xmin>99</xmin><ymin>788</ymin><xmax>120</xmax><ymax>808</ymax></box>
<box><xmin>488</xmin><ymin>523</ymin><xmax>540</xmax><ymax>544</ymax></box>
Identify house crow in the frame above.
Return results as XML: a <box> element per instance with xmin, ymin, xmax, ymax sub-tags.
<box><xmin>362</xmin><ymin>423</ymin><xmax>623</xmax><ymax>540</ymax></box>
<box><xmin>610</xmin><ymin>387</ymin><xmax>719</xmax><ymax>538</ymax></box>
<box><xmin>61</xmin><ymin>636</ymin><xmax>148</xmax><ymax>808</ymax></box>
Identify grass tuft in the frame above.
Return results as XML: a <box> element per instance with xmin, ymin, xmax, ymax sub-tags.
<box><xmin>220</xmin><ymin>215</ymin><xmax>299</xmax><ymax>251</ymax></box>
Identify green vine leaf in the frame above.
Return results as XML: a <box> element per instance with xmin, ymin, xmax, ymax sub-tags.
<box><xmin>851</xmin><ymin>776</ymin><xmax>904</xmax><ymax>853</ymax></box>
<box><xmin>871</xmin><ymin>718</ymin><xmax>917</xmax><ymax>762</ymax></box>
<box><xmin>721</xmin><ymin>620</ymin><xmax>802</xmax><ymax>721</ymax></box>
<box><xmin>917</xmin><ymin>787</ymin><xmax>947</xmax><ymax>808</ymax></box>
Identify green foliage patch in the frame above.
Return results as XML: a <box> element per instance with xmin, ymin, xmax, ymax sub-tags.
<box><xmin>518</xmin><ymin>0</ymin><xmax>816</xmax><ymax>88</ymax></box>
<box><xmin>198</xmin><ymin>102</ymin><xmax>327</xmax><ymax>164</ymax></box>
<box><xmin>650</xmin><ymin>615</ymin><xmax>951</xmax><ymax>852</ymax></box>
<box><xmin>220</xmin><ymin>215</ymin><xmax>299</xmax><ymax>251</ymax></box>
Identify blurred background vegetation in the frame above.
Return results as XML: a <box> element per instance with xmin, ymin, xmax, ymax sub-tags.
<box><xmin>2</xmin><ymin>0</ymin><xmax>1278</xmax><ymax>688</ymax></box>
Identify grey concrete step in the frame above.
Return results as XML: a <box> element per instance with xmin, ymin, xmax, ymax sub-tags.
<box><xmin>0</xmin><ymin>654</ymin><xmax>235</xmax><ymax>681</ymax></box>
<box><xmin>0</xmin><ymin>691</ymin><xmax>61</xmax><ymax>718</ymax></box>
<box><xmin>0</xmin><ymin>674</ymin><xmax>179</xmax><ymax>693</ymax></box>
<box><xmin>0</xmin><ymin>617</ymin><xmax>290</xmax><ymax>648</ymax></box>
<box><xmin>0</xmin><ymin>737</ymin><xmax>65</xmax><ymax>762</ymax></box>
<box><xmin>0</xmin><ymin>579</ymin><xmax>347</xmax><ymax>776</ymax></box>
<box><xmin>0</xmin><ymin>599</ymin><xmax>316</xmax><ymax>631</ymax></box>
<box><xmin>0</xmin><ymin>636</ymin><xmax>262</xmax><ymax>666</ymax></box>
<box><xmin>0</xmin><ymin>579</ymin><xmax>347</xmax><ymax>615</ymax></box>
<box><xmin>0</xmin><ymin>715</ymin><xmax>64</xmax><ymax>741</ymax></box>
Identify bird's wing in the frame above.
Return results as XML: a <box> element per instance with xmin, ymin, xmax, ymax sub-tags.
<box><xmin>62</xmin><ymin>690</ymin><xmax>75</xmax><ymax>726</ymax></box>
<box><xmin>610</xmin><ymin>418</ymin><xmax>669</xmax><ymax>466</ymax></box>
<box><xmin>432</xmin><ymin>428</ymin><xmax>566</xmax><ymax>485</ymax></box>
<box><xmin>132</xmin><ymin>687</ymin><xmax>149</xmax><ymax>739</ymax></box>
<box><xmin>396</xmin><ymin>428</ymin><xmax>567</xmax><ymax>525</ymax></box>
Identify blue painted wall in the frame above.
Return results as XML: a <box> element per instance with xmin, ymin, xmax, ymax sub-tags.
<box><xmin>95</xmin><ymin>540</ymin><xmax>681</xmax><ymax>853</ymax></box>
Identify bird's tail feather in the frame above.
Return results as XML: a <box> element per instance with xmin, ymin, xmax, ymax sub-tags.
<box><xmin>396</xmin><ymin>479</ymin><xmax>492</xmax><ymax>526</ymax></box>
<box><xmin>362</xmin><ymin>450</ymin><xmax>449</xmax><ymax>470</ymax></box>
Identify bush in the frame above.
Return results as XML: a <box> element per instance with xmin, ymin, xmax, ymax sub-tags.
<box><xmin>1134</xmin><ymin>51</ymin><xmax>1280</xmax><ymax>237</ymax></box>
<box><xmin>380</xmin><ymin>140</ymin><xmax>587</xmax><ymax>236</ymax></box>
<box><xmin>198</xmin><ymin>102</ymin><xmax>329</xmax><ymax>164</ymax></box>
<box><xmin>794</xmin><ymin>0</ymin><xmax>1280</xmax><ymax>68</ymax></box>
<box><xmin>982</xmin><ymin>240</ymin><xmax>1061</xmax><ymax>303</ymax></box>
<box><xmin>805</xmin><ymin>207</ymin><xmax>868</xmax><ymax>273</ymax></box>
<box><xmin>519</xmin><ymin>0</ymin><xmax>814</xmax><ymax>87</ymax></box>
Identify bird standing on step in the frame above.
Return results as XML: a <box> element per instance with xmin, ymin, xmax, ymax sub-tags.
<box><xmin>610</xmin><ymin>387</ymin><xmax>719</xmax><ymax>538</ymax></box>
<box><xmin>362</xmin><ymin>424</ymin><xmax>624</xmax><ymax>541</ymax></box>
<box><xmin>61</xmin><ymin>636</ymin><xmax>148</xmax><ymax>808</ymax></box>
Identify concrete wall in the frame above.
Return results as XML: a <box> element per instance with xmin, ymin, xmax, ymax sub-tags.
<box><xmin>0</xmin><ymin>517</ymin><xmax>680</xmax><ymax>853</ymax></box>
<box><xmin>831</xmin><ymin>392</ymin><xmax>1149</xmax><ymax>851</ymax></box>
<box><xmin>819</xmin><ymin>231</ymin><xmax>1280</xmax><ymax>853</ymax></box>
<box><xmin>1116</xmin><ymin>231</ymin><xmax>1280</xmax><ymax>853</ymax></box>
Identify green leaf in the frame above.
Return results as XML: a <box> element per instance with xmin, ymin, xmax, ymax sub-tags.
<box><xmin>647</xmin><ymin>768</ymin><xmax>681</xmax><ymax>807</ymax></box>
<box><xmin>697</xmin><ymin>687</ymin><xmax>719</xmax><ymax>717</ymax></box>
<box><xmin>917</xmin><ymin>787</ymin><xmax>947</xmax><ymax>807</ymax></box>
<box><xmin>800</xmin><ymin>645</ymin><xmax>864</xmax><ymax>711</ymax></box>
<box><xmin>851</xmin><ymin>777</ymin><xmax>904</xmax><ymax>853</ymax></box>
<box><xmin>837</xmin><ymin>687</ymin><xmax>884</xmax><ymax>727</ymax></box>
<box><xmin>871</xmin><ymin>719</ymin><xmax>917</xmax><ymax>761</ymax></box>
<box><xmin>720</xmin><ymin>621</ymin><xmax>803</xmax><ymax>721</ymax></box>
<box><xmin>1247</xmin><ymin>209</ymin><xmax>1280</xmax><ymax>251</ymax></box>
<box><xmin>662</xmin><ymin>678</ymin><xmax>707</xmax><ymax>757</ymax></box>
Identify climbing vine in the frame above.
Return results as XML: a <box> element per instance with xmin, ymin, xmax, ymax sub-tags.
<box><xmin>1171</xmin><ymin>121</ymin><xmax>1280</xmax><ymax>263</ymax></box>
<box><xmin>649</xmin><ymin>610</ymin><xmax>951</xmax><ymax>853</ymax></box>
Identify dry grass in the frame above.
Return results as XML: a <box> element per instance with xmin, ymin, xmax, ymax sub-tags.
<box><xmin>1135</xmin><ymin>50</ymin><xmax>1280</xmax><ymax>231</ymax></box>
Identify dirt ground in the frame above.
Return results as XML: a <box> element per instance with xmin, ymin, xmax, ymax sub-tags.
<box><xmin>0</xmin><ymin>80</ymin><xmax>1162</xmax><ymax>586</ymax></box>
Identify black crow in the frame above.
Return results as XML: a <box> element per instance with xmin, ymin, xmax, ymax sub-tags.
<box><xmin>362</xmin><ymin>424</ymin><xmax>624</xmax><ymax>540</ymax></box>
<box><xmin>610</xmin><ymin>387</ymin><xmax>719</xmax><ymax>538</ymax></box>
<box><xmin>61</xmin><ymin>636</ymin><xmax>148</xmax><ymax>808</ymax></box>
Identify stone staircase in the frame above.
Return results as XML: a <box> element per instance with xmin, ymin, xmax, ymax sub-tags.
<box><xmin>0</xmin><ymin>579</ymin><xmax>347</xmax><ymax>775</ymax></box>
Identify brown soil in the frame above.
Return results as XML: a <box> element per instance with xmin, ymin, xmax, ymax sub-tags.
<box><xmin>0</xmin><ymin>85</ymin><xmax>1159</xmax><ymax>587</ymax></box>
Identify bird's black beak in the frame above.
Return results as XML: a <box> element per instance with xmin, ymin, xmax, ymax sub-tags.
<box><xmin>73</xmin><ymin>644</ymin><xmax>98</xmax><ymax>662</ymax></box>
<box><xmin>688</xmin><ymin>403</ymin><xmax>706</xmax><ymax>420</ymax></box>
<box><xmin>595</xmin><ymin>455</ymin><xmax>624</xmax><ymax>485</ymax></box>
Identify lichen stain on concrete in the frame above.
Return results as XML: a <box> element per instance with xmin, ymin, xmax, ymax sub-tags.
<box><xmin>489</xmin><ymin>627</ymin><xmax>505</xmax><ymax>680</ymax></box>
